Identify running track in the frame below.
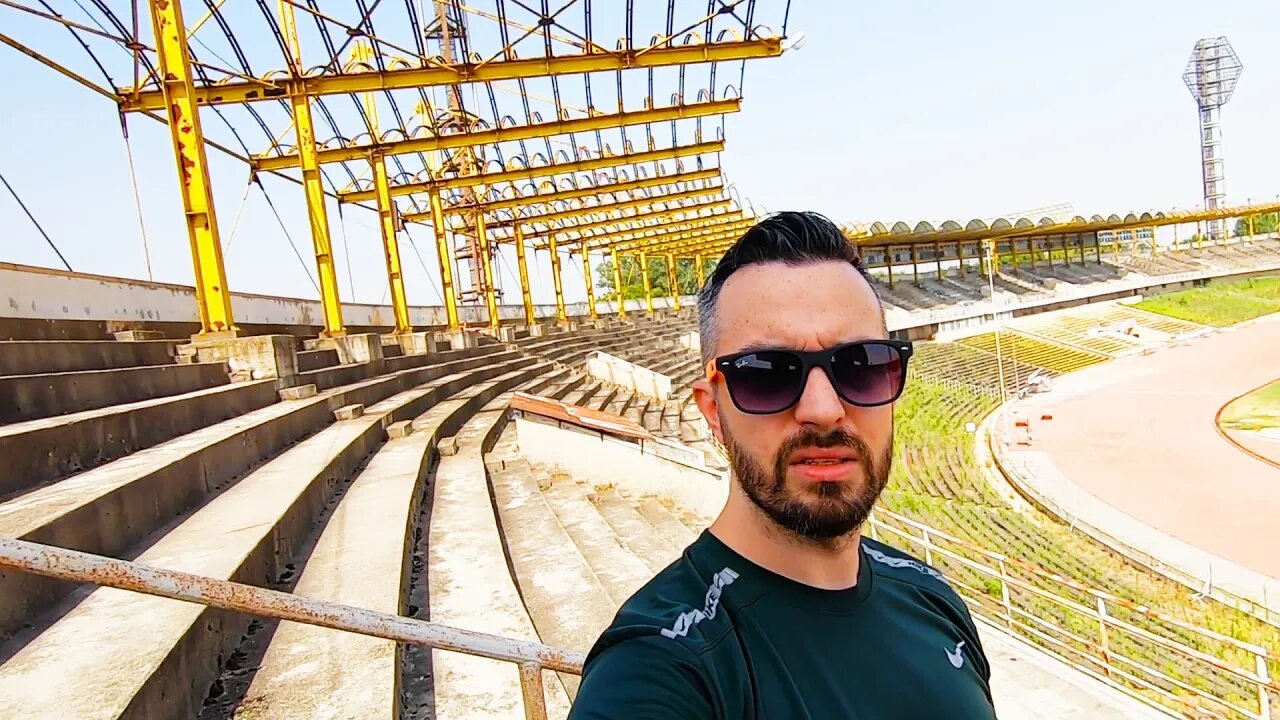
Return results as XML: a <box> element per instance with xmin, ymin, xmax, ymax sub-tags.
<box><xmin>1019</xmin><ymin>313</ymin><xmax>1280</xmax><ymax>580</ymax></box>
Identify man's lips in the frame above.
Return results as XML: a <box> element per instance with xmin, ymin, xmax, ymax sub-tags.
<box><xmin>788</xmin><ymin>448</ymin><xmax>860</xmax><ymax>465</ymax></box>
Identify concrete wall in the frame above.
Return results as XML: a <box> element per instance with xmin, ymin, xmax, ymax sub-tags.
<box><xmin>514</xmin><ymin>415</ymin><xmax>729</xmax><ymax>519</ymax></box>
<box><xmin>0</xmin><ymin>262</ymin><xmax>697</xmax><ymax>340</ymax></box>
<box><xmin>585</xmin><ymin>350</ymin><xmax>673</xmax><ymax>400</ymax></box>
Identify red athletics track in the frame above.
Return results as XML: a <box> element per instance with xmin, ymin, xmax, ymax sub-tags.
<box><xmin>1016</xmin><ymin>312</ymin><xmax>1280</xmax><ymax>581</ymax></box>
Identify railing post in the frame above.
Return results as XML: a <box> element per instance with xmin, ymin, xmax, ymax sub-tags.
<box><xmin>921</xmin><ymin>528</ymin><xmax>933</xmax><ymax>566</ymax></box>
<box><xmin>518</xmin><ymin>662</ymin><xmax>549</xmax><ymax>720</ymax></box>
<box><xmin>867</xmin><ymin>512</ymin><xmax>878</xmax><ymax>541</ymax></box>
<box><xmin>1258</xmin><ymin>653</ymin><xmax>1272</xmax><ymax>720</ymax></box>
<box><xmin>1096</xmin><ymin>597</ymin><xmax>1113</xmax><ymax>677</ymax></box>
<box><xmin>998</xmin><ymin>559</ymin><xmax>1013</xmax><ymax>628</ymax></box>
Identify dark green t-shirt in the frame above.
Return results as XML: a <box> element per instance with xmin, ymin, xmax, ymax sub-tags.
<box><xmin>570</xmin><ymin>531</ymin><xmax>996</xmax><ymax>719</ymax></box>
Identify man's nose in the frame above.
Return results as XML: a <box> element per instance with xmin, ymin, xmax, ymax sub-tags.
<box><xmin>792</xmin><ymin>366</ymin><xmax>845</xmax><ymax>427</ymax></box>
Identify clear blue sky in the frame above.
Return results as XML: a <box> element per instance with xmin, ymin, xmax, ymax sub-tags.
<box><xmin>3</xmin><ymin>0</ymin><xmax>1279</xmax><ymax>309</ymax></box>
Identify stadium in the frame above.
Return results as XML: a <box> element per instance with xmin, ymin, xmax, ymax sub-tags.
<box><xmin>0</xmin><ymin>2</ymin><xmax>1277</xmax><ymax>719</ymax></box>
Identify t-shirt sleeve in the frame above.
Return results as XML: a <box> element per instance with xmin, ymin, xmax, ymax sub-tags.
<box><xmin>568</xmin><ymin>635</ymin><xmax>716</xmax><ymax>720</ymax></box>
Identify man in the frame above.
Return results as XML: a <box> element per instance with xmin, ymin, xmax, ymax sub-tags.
<box><xmin>569</xmin><ymin>211</ymin><xmax>996</xmax><ymax>718</ymax></box>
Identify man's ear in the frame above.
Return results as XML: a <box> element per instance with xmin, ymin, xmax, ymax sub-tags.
<box><xmin>692</xmin><ymin>378</ymin><xmax>724</xmax><ymax>444</ymax></box>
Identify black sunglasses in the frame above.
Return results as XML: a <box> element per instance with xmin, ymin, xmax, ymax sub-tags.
<box><xmin>706</xmin><ymin>339</ymin><xmax>913</xmax><ymax>415</ymax></box>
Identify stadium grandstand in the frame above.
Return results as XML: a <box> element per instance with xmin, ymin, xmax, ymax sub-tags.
<box><xmin>2</xmin><ymin>2</ymin><xmax>1279</xmax><ymax>720</ymax></box>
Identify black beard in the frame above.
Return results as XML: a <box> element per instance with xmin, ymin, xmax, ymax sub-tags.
<box><xmin>722</xmin><ymin>420</ymin><xmax>892</xmax><ymax>541</ymax></box>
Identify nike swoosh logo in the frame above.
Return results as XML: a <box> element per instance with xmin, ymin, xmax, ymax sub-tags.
<box><xmin>946</xmin><ymin>640</ymin><xmax>966</xmax><ymax>669</ymax></box>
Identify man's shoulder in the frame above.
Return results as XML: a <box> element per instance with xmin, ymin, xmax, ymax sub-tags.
<box><xmin>862</xmin><ymin>537</ymin><xmax>967</xmax><ymax>611</ymax></box>
<box><xmin>584</xmin><ymin>548</ymin><xmax>747</xmax><ymax>667</ymax></box>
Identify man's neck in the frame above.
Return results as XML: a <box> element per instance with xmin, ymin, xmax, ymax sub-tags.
<box><xmin>709</xmin><ymin>494</ymin><xmax>862</xmax><ymax>591</ymax></box>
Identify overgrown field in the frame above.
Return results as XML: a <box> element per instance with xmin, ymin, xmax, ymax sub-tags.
<box><xmin>1136</xmin><ymin>276</ymin><xmax>1280</xmax><ymax>326</ymax></box>
<box><xmin>882</xmin><ymin>366</ymin><xmax>1279</xmax><ymax>717</ymax></box>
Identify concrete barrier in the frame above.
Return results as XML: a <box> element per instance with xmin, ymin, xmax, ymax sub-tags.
<box><xmin>0</xmin><ymin>340</ymin><xmax>177</xmax><ymax>376</ymax></box>
<box><xmin>585</xmin><ymin>350</ymin><xmax>673</xmax><ymax>401</ymax></box>
<box><xmin>0</xmin><ymin>362</ymin><xmax>230</xmax><ymax>424</ymax></box>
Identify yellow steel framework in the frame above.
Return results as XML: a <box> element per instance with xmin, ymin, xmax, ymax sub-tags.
<box><xmin>9</xmin><ymin>0</ymin><xmax>796</xmax><ymax>335</ymax></box>
<box><xmin>337</xmin><ymin>141</ymin><xmax>726</xmax><ymax>204</ymax></box>
<box><xmin>666</xmin><ymin>254</ymin><xmax>681</xmax><ymax>311</ymax></box>
<box><xmin>146</xmin><ymin>0</ymin><xmax>235</xmax><ymax>336</ymax></box>
<box><xmin>279</xmin><ymin>0</ymin><xmax>345</xmax><ymax>336</ymax></box>
<box><xmin>611</xmin><ymin>247</ymin><xmax>627</xmax><ymax>318</ymax></box>
<box><xmin>120</xmin><ymin>40</ymin><xmax>783</xmax><ymax>112</ymax></box>
<box><xmin>639</xmin><ymin>250</ymin><xmax>654</xmax><ymax>315</ymax></box>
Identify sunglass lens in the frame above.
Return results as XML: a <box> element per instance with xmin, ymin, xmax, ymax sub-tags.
<box><xmin>723</xmin><ymin>351</ymin><xmax>804</xmax><ymax>413</ymax></box>
<box><xmin>831</xmin><ymin>343</ymin><xmax>904</xmax><ymax>406</ymax></box>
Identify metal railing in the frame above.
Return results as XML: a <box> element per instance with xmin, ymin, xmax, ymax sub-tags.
<box><xmin>0</xmin><ymin>536</ymin><xmax>582</xmax><ymax>720</ymax></box>
<box><xmin>866</xmin><ymin>508</ymin><xmax>1277</xmax><ymax>720</ymax></box>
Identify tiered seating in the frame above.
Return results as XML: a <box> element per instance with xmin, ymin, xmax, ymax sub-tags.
<box><xmin>959</xmin><ymin>331</ymin><xmax>1107</xmax><ymax>374</ymax></box>
<box><xmin>911</xmin><ymin>341</ymin><xmax>1041</xmax><ymax>395</ymax></box>
<box><xmin>1011</xmin><ymin>312</ymin><xmax>1146</xmax><ymax>357</ymax></box>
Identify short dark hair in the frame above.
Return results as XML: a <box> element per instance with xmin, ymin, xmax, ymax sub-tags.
<box><xmin>696</xmin><ymin>211</ymin><xmax>881</xmax><ymax>363</ymax></box>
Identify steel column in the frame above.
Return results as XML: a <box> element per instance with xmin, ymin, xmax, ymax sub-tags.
<box><xmin>513</xmin><ymin>223</ymin><xmax>535</xmax><ymax>326</ymax></box>
<box><xmin>582</xmin><ymin>248</ymin><xmax>597</xmax><ymax>319</ymax></box>
<box><xmin>935</xmin><ymin>242</ymin><xmax>943</xmax><ymax>280</ymax></box>
<box><xmin>146</xmin><ymin>0</ymin><xmax>235</xmax><ymax>336</ymax></box>
<box><xmin>695</xmin><ymin>253</ymin><xmax>706</xmax><ymax>287</ymax></box>
<box><xmin>911</xmin><ymin>244</ymin><xmax>920</xmax><ymax>286</ymax></box>
<box><xmin>666</xmin><ymin>254</ymin><xmax>681</xmax><ymax>311</ymax></box>
<box><xmin>639</xmin><ymin>251</ymin><xmax>654</xmax><ymax>315</ymax></box>
<box><xmin>373</xmin><ymin>153</ymin><xmax>412</xmax><ymax>333</ymax></box>
<box><xmin>612</xmin><ymin>248</ymin><xmax>627</xmax><ymax>318</ymax></box>
<box><xmin>549</xmin><ymin>235</ymin><xmax>566</xmax><ymax>322</ymax></box>
<box><xmin>429</xmin><ymin>189</ymin><xmax>461</xmax><ymax>329</ymax></box>
<box><xmin>280</xmin><ymin>1</ymin><xmax>344</xmax><ymax>336</ymax></box>
<box><xmin>475</xmin><ymin>212</ymin><xmax>499</xmax><ymax>332</ymax></box>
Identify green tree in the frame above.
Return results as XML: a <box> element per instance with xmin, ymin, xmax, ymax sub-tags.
<box><xmin>595</xmin><ymin>255</ymin><xmax>715</xmax><ymax>301</ymax></box>
<box><xmin>1233</xmin><ymin>212</ymin><xmax>1279</xmax><ymax>237</ymax></box>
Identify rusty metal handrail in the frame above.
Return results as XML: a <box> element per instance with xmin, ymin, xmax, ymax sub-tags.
<box><xmin>0</xmin><ymin>536</ymin><xmax>582</xmax><ymax>720</ymax></box>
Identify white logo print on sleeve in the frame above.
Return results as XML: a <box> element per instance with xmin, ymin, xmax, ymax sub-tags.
<box><xmin>660</xmin><ymin>567</ymin><xmax>739</xmax><ymax>640</ymax></box>
<box><xmin>946</xmin><ymin>640</ymin><xmax>966</xmax><ymax>669</ymax></box>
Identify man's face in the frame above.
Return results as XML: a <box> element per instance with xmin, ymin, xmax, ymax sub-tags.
<box><xmin>693</xmin><ymin>260</ymin><xmax>895</xmax><ymax>541</ymax></box>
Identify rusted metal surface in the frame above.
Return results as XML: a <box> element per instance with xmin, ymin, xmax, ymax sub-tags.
<box><xmin>510</xmin><ymin>390</ymin><xmax>652</xmax><ymax>440</ymax></box>
<box><xmin>519</xmin><ymin>662</ymin><xmax>550</xmax><ymax>720</ymax></box>
<box><xmin>0</xmin><ymin>536</ymin><xmax>585</xmax><ymax>678</ymax></box>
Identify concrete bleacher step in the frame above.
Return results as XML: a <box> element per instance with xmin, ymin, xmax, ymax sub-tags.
<box><xmin>0</xmin><ymin>346</ymin><xmax>522</xmax><ymax>642</ymax></box>
<box><xmin>0</xmin><ymin>361</ymin><xmax>231</xmax><ymax>424</ymax></box>
<box><xmin>585</xmin><ymin>486</ymin><xmax>682</xmax><ymax>571</ymax></box>
<box><xmin>0</xmin><ymin>379</ymin><xmax>281</xmax><ymax>496</ymax></box>
<box><xmin>530</xmin><ymin>467</ymin><xmax>651</xmax><ymax>605</ymax></box>
<box><xmin>634</xmin><ymin>497</ymin><xmax>699</xmax><ymax>548</ymax></box>
<box><xmin>231</xmin><ymin>362</ymin><xmax>566</xmax><ymax>720</ymax></box>
<box><xmin>0</xmin><ymin>352</ymin><xmax>551</xmax><ymax>719</ymax></box>
<box><xmin>486</xmin><ymin>454</ymin><xmax>614</xmax><ymax>699</ymax></box>
<box><xmin>427</xmin><ymin>376</ymin><xmax>573</xmax><ymax>720</ymax></box>
<box><xmin>0</xmin><ymin>339</ymin><xmax>179</xmax><ymax>376</ymax></box>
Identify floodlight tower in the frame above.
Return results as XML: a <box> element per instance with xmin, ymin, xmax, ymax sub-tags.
<box><xmin>1182</xmin><ymin>37</ymin><xmax>1243</xmax><ymax>242</ymax></box>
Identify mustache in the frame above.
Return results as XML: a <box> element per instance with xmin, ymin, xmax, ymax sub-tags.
<box><xmin>773</xmin><ymin>428</ymin><xmax>871</xmax><ymax>477</ymax></box>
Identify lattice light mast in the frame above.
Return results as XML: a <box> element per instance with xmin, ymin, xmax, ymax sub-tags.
<box><xmin>1182</xmin><ymin>37</ymin><xmax>1243</xmax><ymax>242</ymax></box>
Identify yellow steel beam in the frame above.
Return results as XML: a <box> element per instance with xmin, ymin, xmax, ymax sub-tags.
<box><xmin>372</xmin><ymin>153</ymin><xmax>411</xmax><ymax>333</ymax></box>
<box><xmin>548</xmin><ymin>235</ymin><xmax>567</xmax><ymax>322</ymax></box>
<box><xmin>280</xmin><ymin>0</ymin><xmax>345</xmax><ymax>336</ymax></box>
<box><xmin>255</xmin><ymin>99</ymin><xmax>740</xmax><ymax>172</ymax></box>
<box><xmin>643</xmin><ymin>234</ymin><xmax>740</xmax><ymax>256</ymax></box>
<box><xmin>475</xmin><ymin>212</ymin><xmax>500</xmax><ymax>332</ymax></box>
<box><xmin>481</xmin><ymin>188</ymin><xmax>728</xmax><ymax>234</ymax></box>
<box><xmin>536</xmin><ymin>198</ymin><xmax>732</xmax><ymax>240</ymax></box>
<box><xmin>147</xmin><ymin>0</ymin><xmax>235</xmax><ymax>336</ymax></box>
<box><xmin>429</xmin><ymin>189</ymin><xmax>461</xmax><ymax>329</ymax></box>
<box><xmin>666</xmin><ymin>253</ymin><xmax>681</xmax><ymax>311</ymax></box>
<box><xmin>513</xmin><ymin>223</ymin><xmax>535</xmax><ymax>326</ymax></box>
<box><xmin>339</xmin><ymin>141</ymin><xmax>726</xmax><ymax>203</ymax></box>
<box><xmin>611</xmin><ymin>247</ymin><xmax>626</xmax><ymax>318</ymax></box>
<box><xmin>639</xmin><ymin>251</ymin><xmax>654</xmax><ymax>315</ymax></box>
<box><xmin>435</xmin><ymin>168</ymin><xmax>723</xmax><ymax>218</ymax></box>
<box><xmin>122</xmin><ymin>39</ymin><xmax>783</xmax><ymax>111</ymax></box>
<box><xmin>532</xmin><ymin>205</ymin><xmax>740</xmax><ymax>250</ymax></box>
<box><xmin>582</xmin><ymin>249</ymin><xmax>597</xmax><ymax>320</ymax></box>
<box><xmin>584</xmin><ymin>215</ymin><xmax>753</xmax><ymax>252</ymax></box>
<box><xmin>695</xmin><ymin>253</ymin><xmax>706</xmax><ymax>287</ymax></box>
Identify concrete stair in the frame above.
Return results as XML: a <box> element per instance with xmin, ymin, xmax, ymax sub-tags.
<box><xmin>0</xmin><ymin>361</ymin><xmax>232</xmax><ymax>424</ymax></box>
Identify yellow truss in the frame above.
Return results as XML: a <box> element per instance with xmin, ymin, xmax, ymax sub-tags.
<box><xmin>253</xmin><ymin>99</ymin><xmax>740</xmax><ymax>172</ymax></box>
<box><xmin>120</xmin><ymin>39</ymin><xmax>783</xmax><ymax>112</ymax></box>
